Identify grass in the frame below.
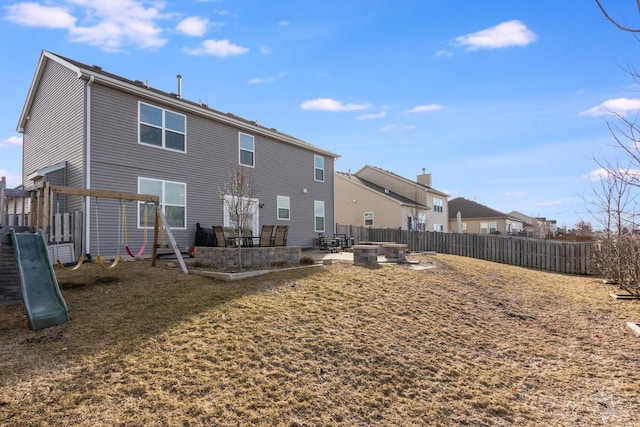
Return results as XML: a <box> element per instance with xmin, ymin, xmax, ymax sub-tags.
<box><xmin>1</xmin><ymin>254</ymin><xmax>639</xmax><ymax>426</ymax></box>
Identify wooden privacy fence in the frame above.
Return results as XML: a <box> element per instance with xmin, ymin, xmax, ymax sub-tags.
<box><xmin>336</xmin><ymin>225</ymin><xmax>592</xmax><ymax>275</ymax></box>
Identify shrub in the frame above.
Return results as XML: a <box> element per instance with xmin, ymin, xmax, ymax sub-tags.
<box><xmin>270</xmin><ymin>259</ymin><xmax>288</xmax><ymax>268</ymax></box>
<box><xmin>299</xmin><ymin>256</ymin><xmax>315</xmax><ymax>266</ymax></box>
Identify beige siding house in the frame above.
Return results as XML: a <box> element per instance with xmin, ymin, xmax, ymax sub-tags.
<box><xmin>448</xmin><ymin>197</ymin><xmax>524</xmax><ymax>235</ymax></box>
<box><xmin>335</xmin><ymin>165</ymin><xmax>449</xmax><ymax>231</ymax></box>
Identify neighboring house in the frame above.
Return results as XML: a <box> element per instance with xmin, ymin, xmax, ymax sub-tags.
<box><xmin>508</xmin><ymin>211</ymin><xmax>537</xmax><ymax>237</ymax></box>
<box><xmin>508</xmin><ymin>211</ymin><xmax>558</xmax><ymax>238</ymax></box>
<box><xmin>335</xmin><ymin>165</ymin><xmax>449</xmax><ymax>231</ymax></box>
<box><xmin>17</xmin><ymin>50</ymin><xmax>339</xmax><ymax>256</ymax></box>
<box><xmin>448</xmin><ymin>197</ymin><xmax>523</xmax><ymax>235</ymax></box>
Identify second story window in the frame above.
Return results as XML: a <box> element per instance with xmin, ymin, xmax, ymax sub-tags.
<box><xmin>314</xmin><ymin>155</ymin><xmax>324</xmax><ymax>182</ymax></box>
<box><xmin>364</xmin><ymin>211</ymin><xmax>374</xmax><ymax>226</ymax></box>
<box><xmin>433</xmin><ymin>198</ymin><xmax>443</xmax><ymax>213</ymax></box>
<box><xmin>239</xmin><ymin>133</ymin><xmax>255</xmax><ymax>167</ymax></box>
<box><xmin>139</xmin><ymin>102</ymin><xmax>186</xmax><ymax>152</ymax></box>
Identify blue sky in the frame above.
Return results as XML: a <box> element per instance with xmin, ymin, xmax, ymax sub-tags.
<box><xmin>1</xmin><ymin>0</ymin><xmax>639</xmax><ymax>228</ymax></box>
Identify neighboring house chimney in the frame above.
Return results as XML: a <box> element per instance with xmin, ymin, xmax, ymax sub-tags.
<box><xmin>177</xmin><ymin>74</ymin><xmax>182</xmax><ymax>98</ymax></box>
<box><xmin>417</xmin><ymin>168</ymin><xmax>432</xmax><ymax>187</ymax></box>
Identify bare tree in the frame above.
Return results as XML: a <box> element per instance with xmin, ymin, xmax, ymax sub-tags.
<box><xmin>407</xmin><ymin>189</ymin><xmax>426</xmax><ymax>232</ymax></box>
<box><xmin>588</xmin><ymin>1</ymin><xmax>640</xmax><ymax>295</ymax></box>
<box><xmin>218</xmin><ymin>166</ymin><xmax>256</xmax><ymax>271</ymax></box>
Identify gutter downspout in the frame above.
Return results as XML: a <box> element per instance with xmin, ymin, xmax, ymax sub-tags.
<box><xmin>333</xmin><ymin>158</ymin><xmax>337</xmax><ymax>236</ymax></box>
<box><xmin>84</xmin><ymin>74</ymin><xmax>95</xmax><ymax>258</ymax></box>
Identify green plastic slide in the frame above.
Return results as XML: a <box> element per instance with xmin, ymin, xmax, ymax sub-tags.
<box><xmin>9</xmin><ymin>229</ymin><xmax>69</xmax><ymax>330</ymax></box>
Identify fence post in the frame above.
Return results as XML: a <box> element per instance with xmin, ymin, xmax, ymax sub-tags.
<box><xmin>0</xmin><ymin>176</ymin><xmax>5</xmax><ymax>228</ymax></box>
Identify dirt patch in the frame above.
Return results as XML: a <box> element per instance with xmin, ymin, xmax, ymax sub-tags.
<box><xmin>1</xmin><ymin>254</ymin><xmax>639</xmax><ymax>426</ymax></box>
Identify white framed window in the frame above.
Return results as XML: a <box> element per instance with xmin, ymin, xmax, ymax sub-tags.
<box><xmin>433</xmin><ymin>198</ymin><xmax>443</xmax><ymax>213</ymax></box>
<box><xmin>480</xmin><ymin>221</ymin><xmax>497</xmax><ymax>234</ymax></box>
<box><xmin>364</xmin><ymin>211</ymin><xmax>374</xmax><ymax>226</ymax></box>
<box><xmin>314</xmin><ymin>200</ymin><xmax>325</xmax><ymax>232</ymax></box>
<box><xmin>418</xmin><ymin>212</ymin><xmax>426</xmax><ymax>231</ymax></box>
<box><xmin>139</xmin><ymin>102</ymin><xmax>186</xmax><ymax>152</ymax></box>
<box><xmin>314</xmin><ymin>155</ymin><xmax>324</xmax><ymax>182</ymax></box>
<box><xmin>433</xmin><ymin>224</ymin><xmax>444</xmax><ymax>232</ymax></box>
<box><xmin>138</xmin><ymin>177</ymin><xmax>186</xmax><ymax>229</ymax></box>
<box><xmin>277</xmin><ymin>195</ymin><xmax>290</xmax><ymax>220</ymax></box>
<box><xmin>222</xmin><ymin>195</ymin><xmax>259</xmax><ymax>237</ymax></box>
<box><xmin>239</xmin><ymin>133</ymin><xmax>255</xmax><ymax>167</ymax></box>
<box><xmin>462</xmin><ymin>222</ymin><xmax>467</xmax><ymax>231</ymax></box>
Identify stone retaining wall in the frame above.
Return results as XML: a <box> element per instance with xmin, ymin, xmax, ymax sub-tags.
<box><xmin>194</xmin><ymin>246</ymin><xmax>301</xmax><ymax>270</ymax></box>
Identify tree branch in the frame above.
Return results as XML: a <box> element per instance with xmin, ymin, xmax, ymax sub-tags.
<box><xmin>596</xmin><ymin>0</ymin><xmax>640</xmax><ymax>33</ymax></box>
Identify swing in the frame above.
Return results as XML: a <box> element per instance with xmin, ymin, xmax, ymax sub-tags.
<box><xmin>57</xmin><ymin>257</ymin><xmax>85</xmax><ymax>271</ymax></box>
<box><xmin>124</xmin><ymin>202</ymin><xmax>148</xmax><ymax>259</ymax></box>
<box><xmin>94</xmin><ymin>197</ymin><xmax>121</xmax><ymax>269</ymax></box>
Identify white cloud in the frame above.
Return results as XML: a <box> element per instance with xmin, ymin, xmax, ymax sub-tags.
<box><xmin>534</xmin><ymin>200</ymin><xmax>562</xmax><ymax>207</ymax></box>
<box><xmin>184</xmin><ymin>39</ymin><xmax>249</xmax><ymax>57</ymax></box>
<box><xmin>356</xmin><ymin>111</ymin><xmax>387</xmax><ymax>120</ymax></box>
<box><xmin>176</xmin><ymin>16</ymin><xmax>209</xmax><ymax>36</ymax></box>
<box><xmin>300</xmin><ymin>98</ymin><xmax>371</xmax><ymax>112</ymax></box>
<box><xmin>278</xmin><ymin>21</ymin><xmax>289</xmax><ymax>26</ymax></box>
<box><xmin>248</xmin><ymin>72</ymin><xmax>286</xmax><ymax>84</ymax></box>
<box><xmin>454</xmin><ymin>20</ymin><xmax>536</xmax><ymax>50</ymax></box>
<box><xmin>379</xmin><ymin>124</ymin><xmax>416</xmax><ymax>132</ymax></box>
<box><xmin>6</xmin><ymin>0</ymin><xmax>168</xmax><ymax>50</ymax></box>
<box><xmin>582</xmin><ymin>167</ymin><xmax>640</xmax><ymax>181</ymax></box>
<box><xmin>580</xmin><ymin>98</ymin><xmax>640</xmax><ymax>116</ymax></box>
<box><xmin>0</xmin><ymin>136</ymin><xmax>23</xmax><ymax>148</ymax></box>
<box><xmin>583</xmin><ymin>168</ymin><xmax>610</xmax><ymax>181</ymax></box>
<box><xmin>504</xmin><ymin>191</ymin><xmax>527</xmax><ymax>197</ymax></box>
<box><xmin>5</xmin><ymin>2</ymin><xmax>76</xmax><ymax>28</ymax></box>
<box><xmin>435</xmin><ymin>49</ymin><xmax>452</xmax><ymax>58</ymax></box>
<box><xmin>406</xmin><ymin>104</ymin><xmax>444</xmax><ymax>113</ymax></box>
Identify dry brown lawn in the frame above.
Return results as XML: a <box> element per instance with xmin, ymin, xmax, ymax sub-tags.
<box><xmin>1</xmin><ymin>254</ymin><xmax>639</xmax><ymax>426</ymax></box>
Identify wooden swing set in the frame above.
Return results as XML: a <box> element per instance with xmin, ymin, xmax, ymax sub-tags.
<box><xmin>40</xmin><ymin>183</ymin><xmax>188</xmax><ymax>274</ymax></box>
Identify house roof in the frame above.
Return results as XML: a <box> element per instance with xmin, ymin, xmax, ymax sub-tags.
<box><xmin>17</xmin><ymin>50</ymin><xmax>340</xmax><ymax>159</ymax></box>
<box><xmin>508</xmin><ymin>211</ymin><xmax>536</xmax><ymax>228</ymax></box>
<box><xmin>448</xmin><ymin>197</ymin><xmax>511</xmax><ymax>220</ymax></box>
<box><xmin>355</xmin><ymin>164</ymin><xmax>449</xmax><ymax>197</ymax></box>
<box><xmin>336</xmin><ymin>171</ymin><xmax>428</xmax><ymax>208</ymax></box>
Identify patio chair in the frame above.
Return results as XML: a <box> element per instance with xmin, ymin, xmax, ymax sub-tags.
<box><xmin>258</xmin><ymin>225</ymin><xmax>275</xmax><ymax>247</ymax></box>
<box><xmin>241</xmin><ymin>228</ymin><xmax>255</xmax><ymax>247</ymax></box>
<box><xmin>272</xmin><ymin>225</ymin><xmax>288</xmax><ymax>246</ymax></box>
<box><xmin>212</xmin><ymin>225</ymin><xmax>230</xmax><ymax>247</ymax></box>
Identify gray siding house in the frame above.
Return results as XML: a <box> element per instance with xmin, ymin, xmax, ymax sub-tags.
<box><xmin>17</xmin><ymin>50</ymin><xmax>339</xmax><ymax>257</ymax></box>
